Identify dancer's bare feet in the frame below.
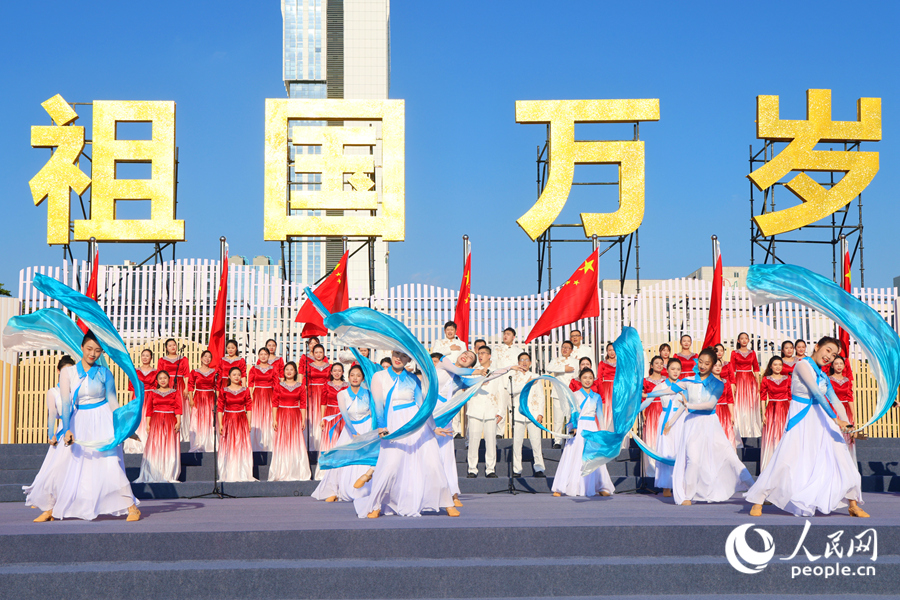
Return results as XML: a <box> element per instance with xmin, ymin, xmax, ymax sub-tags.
<box><xmin>453</xmin><ymin>496</ymin><xmax>463</xmax><ymax>508</ymax></box>
<box><xmin>662</xmin><ymin>488</ymin><xmax>672</xmax><ymax>497</ymax></box>
<box><xmin>749</xmin><ymin>504</ymin><xmax>763</xmax><ymax>517</ymax></box>
<box><xmin>325</xmin><ymin>495</ymin><xmax>338</xmax><ymax>502</ymax></box>
<box><xmin>680</xmin><ymin>500</ymin><xmax>691</xmax><ymax>506</ymax></box>
<box><xmin>126</xmin><ymin>505</ymin><xmax>141</xmax><ymax>521</ymax></box>
<box><xmin>446</xmin><ymin>507</ymin><xmax>460</xmax><ymax>517</ymax></box>
<box><xmin>552</xmin><ymin>492</ymin><xmax>562</xmax><ymax>497</ymax></box>
<box><xmin>599</xmin><ymin>491</ymin><xmax>612</xmax><ymax>497</ymax></box>
<box><xmin>367</xmin><ymin>509</ymin><xmax>380</xmax><ymax>519</ymax></box>
<box><xmin>354</xmin><ymin>471</ymin><xmax>373</xmax><ymax>489</ymax></box>
<box><xmin>849</xmin><ymin>500</ymin><xmax>870</xmax><ymax>518</ymax></box>
<box><xmin>33</xmin><ymin>510</ymin><xmax>53</xmax><ymax>523</ymax></box>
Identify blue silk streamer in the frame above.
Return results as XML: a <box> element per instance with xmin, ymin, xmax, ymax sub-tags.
<box><xmin>306</xmin><ymin>288</ymin><xmax>440</xmax><ymax>470</ymax></box>
<box><xmin>3</xmin><ymin>307</ymin><xmax>84</xmax><ymax>358</ymax></box>
<box><xmin>31</xmin><ymin>273</ymin><xmax>144</xmax><ymax>451</ymax></box>
<box><xmin>349</xmin><ymin>349</ymin><xmax>381</xmax><ymax>430</ymax></box>
<box><xmin>747</xmin><ymin>264</ymin><xmax>900</xmax><ymax>432</ymax></box>
<box><xmin>580</xmin><ymin>327</ymin><xmax>646</xmax><ymax>475</ymax></box>
<box><xmin>518</xmin><ymin>376</ymin><xmax>580</xmax><ymax>440</ymax></box>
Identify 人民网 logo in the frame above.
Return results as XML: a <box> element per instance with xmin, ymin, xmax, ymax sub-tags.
<box><xmin>725</xmin><ymin>523</ymin><xmax>775</xmax><ymax>574</ymax></box>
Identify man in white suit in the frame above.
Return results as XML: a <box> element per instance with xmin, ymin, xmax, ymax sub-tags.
<box><xmin>504</xmin><ymin>352</ymin><xmax>545</xmax><ymax>478</ymax></box>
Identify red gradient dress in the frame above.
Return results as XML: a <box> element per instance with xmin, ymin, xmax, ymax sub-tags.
<box><xmin>269</xmin><ymin>381</ymin><xmax>311</xmax><ymax>481</ymax></box>
<box><xmin>249</xmin><ymin>364</ymin><xmax>277</xmax><ymax>452</ymax></box>
<box><xmin>716</xmin><ymin>378</ymin><xmax>738</xmax><ymax>451</ymax></box>
<box><xmin>135</xmin><ymin>388</ymin><xmax>182</xmax><ymax>483</ymax></box>
<box><xmin>124</xmin><ymin>367</ymin><xmax>158</xmax><ymax>454</ymax></box>
<box><xmin>320</xmin><ymin>380</ymin><xmax>349</xmax><ymax>453</ymax></box>
<box><xmin>304</xmin><ymin>360</ymin><xmax>331</xmax><ymax>452</ymax></box>
<box><xmin>641</xmin><ymin>375</ymin><xmax>666</xmax><ymax>464</ymax></box>
<box><xmin>217</xmin><ymin>356</ymin><xmax>247</xmax><ymax>392</ymax></box>
<box><xmin>830</xmin><ymin>374</ymin><xmax>856</xmax><ymax>461</ymax></box>
<box><xmin>780</xmin><ymin>357</ymin><xmax>799</xmax><ymax>377</ymax></box>
<box><xmin>731</xmin><ymin>349</ymin><xmax>761</xmax><ymax>437</ymax></box>
<box><xmin>675</xmin><ymin>352</ymin><xmax>698</xmax><ymax>380</ymax></box>
<box><xmin>597</xmin><ymin>360</ymin><xmax>616</xmax><ymax>430</ymax></box>
<box><xmin>759</xmin><ymin>374</ymin><xmax>791</xmax><ymax>471</ymax></box>
<box><xmin>260</xmin><ymin>356</ymin><xmax>285</xmax><ymax>382</ymax></box>
<box><xmin>217</xmin><ymin>387</ymin><xmax>255</xmax><ymax>482</ymax></box>
<box><xmin>187</xmin><ymin>368</ymin><xmax>217</xmax><ymax>452</ymax></box>
<box><xmin>158</xmin><ymin>356</ymin><xmax>191</xmax><ymax>440</ymax></box>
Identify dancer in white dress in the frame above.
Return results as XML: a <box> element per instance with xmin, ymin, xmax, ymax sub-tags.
<box><xmin>354</xmin><ymin>351</ymin><xmax>456</xmax><ymax>518</ymax></box>
<box><xmin>747</xmin><ymin>336</ymin><xmax>868</xmax><ymax>518</ymax></box>
<box><xmin>25</xmin><ymin>355</ymin><xmax>76</xmax><ymax>522</ymax></box>
<box><xmin>313</xmin><ymin>365</ymin><xmax>375</xmax><ymax>501</ymax></box>
<box><xmin>546</xmin><ymin>341</ymin><xmax>580</xmax><ymax>448</ymax></box>
<box><xmin>552</xmin><ymin>368</ymin><xmax>615</xmax><ymax>497</ymax></box>
<box><xmin>648</xmin><ymin>348</ymin><xmax>754</xmax><ymax>506</ymax></box>
<box><xmin>53</xmin><ymin>332</ymin><xmax>141</xmax><ymax>521</ymax></box>
<box><xmin>642</xmin><ymin>359</ymin><xmax>686</xmax><ymax>498</ymax></box>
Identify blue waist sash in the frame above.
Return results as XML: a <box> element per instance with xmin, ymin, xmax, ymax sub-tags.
<box><xmin>76</xmin><ymin>401</ymin><xmax>107</xmax><ymax>410</ymax></box>
<box><xmin>688</xmin><ymin>407</ymin><xmax>716</xmax><ymax>416</ymax></box>
<box><xmin>393</xmin><ymin>401</ymin><xmax>417</xmax><ymax>411</ymax></box>
<box><xmin>578</xmin><ymin>415</ymin><xmax>596</xmax><ymax>421</ymax></box>
<box><xmin>349</xmin><ymin>416</ymin><xmax>370</xmax><ymax>425</ymax></box>
<box><xmin>786</xmin><ymin>394</ymin><xmax>837</xmax><ymax>431</ymax></box>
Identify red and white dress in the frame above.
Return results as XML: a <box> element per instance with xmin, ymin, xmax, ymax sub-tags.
<box><xmin>759</xmin><ymin>374</ymin><xmax>791</xmax><ymax>471</ymax></box>
<box><xmin>269</xmin><ymin>381</ymin><xmax>311</xmax><ymax>481</ymax></box>
<box><xmin>158</xmin><ymin>355</ymin><xmax>190</xmax><ymax>441</ymax></box>
<box><xmin>249</xmin><ymin>364</ymin><xmax>277</xmax><ymax>452</ymax></box>
<box><xmin>641</xmin><ymin>375</ymin><xmax>666</xmax><ymax>475</ymax></box>
<box><xmin>304</xmin><ymin>360</ymin><xmax>331</xmax><ymax>452</ymax></box>
<box><xmin>135</xmin><ymin>388</ymin><xmax>182</xmax><ymax>483</ymax></box>
<box><xmin>124</xmin><ymin>367</ymin><xmax>158</xmax><ymax>454</ymax></box>
<box><xmin>717</xmin><ymin>377</ymin><xmax>739</xmax><ymax>451</ymax></box>
<box><xmin>217</xmin><ymin>386</ymin><xmax>255</xmax><ymax>482</ymax></box>
<box><xmin>187</xmin><ymin>368</ymin><xmax>217</xmax><ymax>452</ymax></box>
<box><xmin>780</xmin><ymin>356</ymin><xmax>799</xmax><ymax>378</ymax></box>
<box><xmin>831</xmin><ymin>374</ymin><xmax>856</xmax><ymax>462</ymax></box>
<box><xmin>720</xmin><ymin>360</ymin><xmax>734</xmax><ymax>386</ymax></box>
<box><xmin>217</xmin><ymin>356</ymin><xmax>246</xmax><ymax>392</ymax></box>
<box><xmin>321</xmin><ymin>381</ymin><xmax>348</xmax><ymax>451</ymax></box>
<box><xmin>260</xmin><ymin>356</ymin><xmax>285</xmax><ymax>382</ymax></box>
<box><xmin>675</xmin><ymin>352</ymin><xmax>698</xmax><ymax>380</ymax></box>
<box><xmin>731</xmin><ymin>349</ymin><xmax>761</xmax><ymax>437</ymax></box>
<box><xmin>597</xmin><ymin>360</ymin><xmax>616</xmax><ymax>430</ymax></box>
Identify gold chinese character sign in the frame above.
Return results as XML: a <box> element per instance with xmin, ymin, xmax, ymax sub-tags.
<box><xmin>264</xmin><ymin>99</ymin><xmax>405</xmax><ymax>241</ymax></box>
<box><xmin>30</xmin><ymin>95</ymin><xmax>184</xmax><ymax>244</ymax></box>
<box><xmin>748</xmin><ymin>89</ymin><xmax>881</xmax><ymax>237</ymax></box>
<box><xmin>515</xmin><ymin>99</ymin><xmax>660</xmax><ymax>241</ymax></box>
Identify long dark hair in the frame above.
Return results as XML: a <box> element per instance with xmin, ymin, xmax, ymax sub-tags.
<box><xmin>763</xmin><ymin>356</ymin><xmax>783</xmax><ymax>378</ymax></box>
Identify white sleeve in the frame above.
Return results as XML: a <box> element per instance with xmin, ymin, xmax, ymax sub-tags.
<box><xmin>46</xmin><ymin>389</ymin><xmax>59</xmax><ymax>436</ymax></box>
<box><xmin>795</xmin><ymin>361</ymin><xmax>846</xmax><ymax>421</ymax></box>
<box><xmin>545</xmin><ymin>358</ymin><xmax>566</xmax><ymax>375</ymax></box>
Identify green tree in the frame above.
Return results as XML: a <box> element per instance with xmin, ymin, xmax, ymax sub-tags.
<box><xmin>0</xmin><ymin>282</ymin><xmax>11</xmax><ymax>297</ymax></box>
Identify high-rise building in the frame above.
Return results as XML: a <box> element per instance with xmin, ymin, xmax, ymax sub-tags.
<box><xmin>281</xmin><ymin>0</ymin><xmax>391</xmax><ymax>298</ymax></box>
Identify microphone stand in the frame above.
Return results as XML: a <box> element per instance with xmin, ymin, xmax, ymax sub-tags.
<box><xmin>190</xmin><ymin>368</ymin><xmax>235</xmax><ymax>499</ymax></box>
<box><xmin>489</xmin><ymin>373</ymin><xmax>535</xmax><ymax>495</ymax></box>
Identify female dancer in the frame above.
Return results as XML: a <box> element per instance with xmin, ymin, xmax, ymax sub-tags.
<box><xmin>674</xmin><ymin>335</ymin><xmax>697</xmax><ymax>379</ymax></box>
<box><xmin>53</xmin><ymin>331</ymin><xmax>141</xmax><ymax>521</ymax></box>
<box><xmin>830</xmin><ymin>355</ymin><xmax>858</xmax><ymax>462</ymax></box>
<box><xmin>759</xmin><ymin>356</ymin><xmax>791</xmax><ymax>472</ymax></box>
<box><xmin>552</xmin><ymin>368</ymin><xmax>614</xmax><ymax>498</ymax></box>
<box><xmin>645</xmin><ymin>358</ymin><xmax>685</xmax><ymax>498</ymax></box>
<box><xmin>269</xmin><ymin>362</ymin><xmax>311</xmax><ymax>481</ymax></box>
<box><xmin>187</xmin><ymin>350</ymin><xmax>217</xmax><ymax>452</ymax></box>
<box><xmin>747</xmin><ymin>337</ymin><xmax>866</xmax><ymax>517</ymax></box>
<box><xmin>713</xmin><ymin>359</ymin><xmax>738</xmax><ymax>451</ymax></box>
<box><xmin>124</xmin><ymin>349</ymin><xmax>158</xmax><ymax>454</ymax></box>
<box><xmin>158</xmin><ymin>339</ymin><xmax>190</xmax><ymax>441</ymax></box>
<box><xmin>25</xmin><ymin>355</ymin><xmax>76</xmax><ymax>522</ymax></box>
<box><xmin>305</xmin><ymin>344</ymin><xmax>331</xmax><ymax>454</ymax></box>
<box><xmin>780</xmin><ymin>340</ymin><xmax>798</xmax><ymax>377</ymax></box>
<box><xmin>355</xmin><ymin>351</ymin><xmax>457</xmax><ymax>519</ymax></box>
<box><xmin>217</xmin><ymin>339</ymin><xmax>246</xmax><ymax>392</ymax></box>
<box><xmin>313</xmin><ymin>365</ymin><xmax>374</xmax><ymax>499</ymax></box>
<box><xmin>597</xmin><ymin>343</ymin><xmax>616</xmax><ymax>429</ymax></box>
<box><xmin>135</xmin><ymin>370</ymin><xmax>182</xmax><ymax>483</ymax></box>
<box><xmin>320</xmin><ymin>363</ymin><xmax>348</xmax><ymax>459</ymax></box>
<box><xmin>730</xmin><ymin>332</ymin><xmax>761</xmax><ymax>437</ymax></box>
<box><xmin>647</xmin><ymin>348</ymin><xmax>754</xmax><ymax>506</ymax></box>
<box><xmin>217</xmin><ymin>367</ymin><xmax>255</xmax><ymax>482</ymax></box>
<box><xmin>263</xmin><ymin>338</ymin><xmax>285</xmax><ymax>381</ymax></box>
<box><xmin>248</xmin><ymin>348</ymin><xmax>277</xmax><ymax>451</ymax></box>
<box><xmin>640</xmin><ymin>355</ymin><xmax>667</xmax><ymax>475</ymax></box>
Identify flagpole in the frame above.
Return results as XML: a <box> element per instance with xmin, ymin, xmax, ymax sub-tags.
<box><xmin>592</xmin><ymin>234</ymin><xmax>601</xmax><ymax>372</ymax></box>
<box><xmin>87</xmin><ymin>236</ymin><xmax>97</xmax><ymax>290</ymax></box>
<box><xmin>711</xmin><ymin>234</ymin><xmax>717</xmax><ymax>263</ymax></box>
<box><xmin>462</xmin><ymin>234</ymin><xmax>469</xmax><ymax>263</ymax></box>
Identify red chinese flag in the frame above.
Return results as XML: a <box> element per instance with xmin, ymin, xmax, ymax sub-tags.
<box><xmin>525</xmin><ymin>248</ymin><xmax>600</xmax><ymax>344</ymax></box>
<box><xmin>295</xmin><ymin>250</ymin><xmax>350</xmax><ymax>338</ymax></box>
<box><xmin>701</xmin><ymin>239</ymin><xmax>722</xmax><ymax>350</ymax></box>
<box><xmin>453</xmin><ymin>250</ymin><xmax>472</xmax><ymax>345</ymax></box>
<box><xmin>76</xmin><ymin>247</ymin><xmax>99</xmax><ymax>334</ymax></box>
<box><xmin>207</xmin><ymin>252</ymin><xmax>230</xmax><ymax>370</ymax></box>
<box><xmin>839</xmin><ymin>248</ymin><xmax>853</xmax><ymax>379</ymax></box>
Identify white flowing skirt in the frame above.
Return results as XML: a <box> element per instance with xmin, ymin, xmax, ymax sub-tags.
<box><xmin>354</xmin><ymin>407</ymin><xmax>452</xmax><ymax>518</ymax></box>
<box><xmin>745</xmin><ymin>400</ymin><xmax>862</xmax><ymax>516</ymax></box>
<box><xmin>551</xmin><ymin>418</ymin><xmax>614</xmax><ymax>497</ymax></box>
<box><xmin>23</xmin><ymin>433</ymin><xmax>74</xmax><ymax>511</ymax></box>
<box><xmin>654</xmin><ymin>411</ymin><xmax>686</xmax><ymax>490</ymax></box>
<box><xmin>312</xmin><ymin>421</ymin><xmax>372</xmax><ymax>501</ymax></box>
<box><xmin>437</xmin><ymin>433</ymin><xmax>460</xmax><ymax>497</ymax></box>
<box><xmin>52</xmin><ymin>407</ymin><xmax>137</xmax><ymax>520</ymax></box>
<box><xmin>673</xmin><ymin>412</ymin><xmax>754</xmax><ymax>505</ymax></box>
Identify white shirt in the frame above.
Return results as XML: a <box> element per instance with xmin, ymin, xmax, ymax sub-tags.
<box><xmin>545</xmin><ymin>354</ymin><xmax>580</xmax><ymax>395</ymax></box>
<box><xmin>467</xmin><ymin>362</ymin><xmax>502</xmax><ymax>420</ymax></box>
<box><xmin>571</xmin><ymin>343</ymin><xmax>594</xmax><ymax>361</ymax></box>
<box><xmin>502</xmin><ymin>370</ymin><xmax>541</xmax><ymax>422</ymax></box>
<box><xmin>493</xmin><ymin>343</ymin><xmax>524</xmax><ymax>369</ymax></box>
<box><xmin>431</xmin><ymin>337</ymin><xmax>467</xmax><ymax>363</ymax></box>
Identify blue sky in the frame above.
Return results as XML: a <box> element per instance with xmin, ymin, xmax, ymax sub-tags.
<box><xmin>1</xmin><ymin>1</ymin><xmax>898</xmax><ymax>297</ymax></box>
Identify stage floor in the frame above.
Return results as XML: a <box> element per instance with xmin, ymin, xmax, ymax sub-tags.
<box><xmin>4</xmin><ymin>491</ymin><xmax>900</xmax><ymax>535</ymax></box>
